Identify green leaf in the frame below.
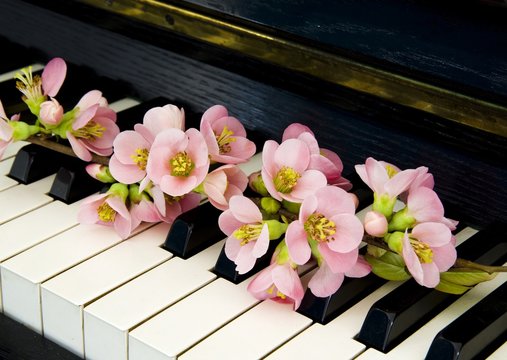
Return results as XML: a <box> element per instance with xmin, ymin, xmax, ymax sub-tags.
<box><xmin>365</xmin><ymin>253</ymin><xmax>411</xmax><ymax>281</ymax></box>
<box><xmin>440</xmin><ymin>269</ymin><xmax>497</xmax><ymax>287</ymax></box>
<box><xmin>435</xmin><ymin>278</ymin><xmax>472</xmax><ymax>295</ymax></box>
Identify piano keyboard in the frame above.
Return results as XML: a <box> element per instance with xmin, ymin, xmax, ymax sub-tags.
<box><xmin>0</xmin><ymin>64</ymin><xmax>505</xmax><ymax>360</ymax></box>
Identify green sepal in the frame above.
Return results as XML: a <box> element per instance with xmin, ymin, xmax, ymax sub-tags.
<box><xmin>385</xmin><ymin>231</ymin><xmax>404</xmax><ymax>254</ymax></box>
<box><xmin>264</xmin><ymin>219</ymin><xmax>288</xmax><ymax>240</ymax></box>
<box><xmin>249</xmin><ymin>172</ymin><xmax>269</xmax><ymax>196</ymax></box>
<box><xmin>366</xmin><ymin>244</ymin><xmax>387</xmax><ymax>258</ymax></box>
<box><xmin>388</xmin><ymin>207</ymin><xmax>416</xmax><ymax>232</ymax></box>
<box><xmin>282</xmin><ymin>200</ymin><xmax>301</xmax><ymax>214</ymax></box>
<box><xmin>108</xmin><ymin>183</ymin><xmax>129</xmax><ymax>201</ymax></box>
<box><xmin>10</xmin><ymin>121</ymin><xmax>39</xmax><ymax>141</ymax></box>
<box><xmin>365</xmin><ymin>252</ymin><xmax>411</xmax><ymax>281</ymax></box>
<box><xmin>372</xmin><ymin>192</ymin><xmax>397</xmax><ymax>219</ymax></box>
<box><xmin>260</xmin><ymin>197</ymin><xmax>281</xmax><ymax>215</ymax></box>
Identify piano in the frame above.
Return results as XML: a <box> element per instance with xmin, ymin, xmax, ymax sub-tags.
<box><xmin>0</xmin><ymin>0</ymin><xmax>506</xmax><ymax>359</ymax></box>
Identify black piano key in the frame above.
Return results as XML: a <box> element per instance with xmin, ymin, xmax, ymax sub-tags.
<box><xmin>213</xmin><ymin>238</ymin><xmax>279</xmax><ymax>283</ymax></box>
<box><xmin>357</xmin><ymin>223</ymin><xmax>507</xmax><ymax>353</ymax></box>
<box><xmin>426</xmin><ymin>281</ymin><xmax>507</xmax><ymax>360</ymax></box>
<box><xmin>162</xmin><ymin>201</ymin><xmax>224</xmax><ymax>259</ymax></box>
<box><xmin>8</xmin><ymin>143</ymin><xmax>72</xmax><ymax>184</ymax></box>
<box><xmin>0</xmin><ymin>40</ymin><xmax>34</xmax><ymax>73</ymax></box>
<box><xmin>49</xmin><ymin>162</ymin><xmax>105</xmax><ymax>203</ymax></box>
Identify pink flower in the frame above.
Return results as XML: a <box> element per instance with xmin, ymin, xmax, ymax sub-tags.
<box><xmin>355</xmin><ymin>157</ymin><xmax>418</xmax><ymax>198</ymax></box>
<box><xmin>67</xmin><ymin>90</ymin><xmax>119</xmax><ymax>161</ymax></box>
<box><xmin>146</xmin><ymin>128</ymin><xmax>209</xmax><ymax>197</ymax></box>
<box><xmin>247</xmin><ymin>262</ymin><xmax>305</xmax><ymax>309</ymax></box>
<box><xmin>308</xmin><ymin>256</ymin><xmax>371</xmax><ymax>297</ymax></box>
<box><xmin>203</xmin><ymin>165</ymin><xmax>248</xmax><ymax>210</ymax></box>
<box><xmin>282</xmin><ymin>123</ymin><xmax>351</xmax><ymax>190</ymax></box>
<box><xmin>200</xmin><ymin>105</ymin><xmax>256</xmax><ymax>164</ymax></box>
<box><xmin>39</xmin><ymin>98</ymin><xmax>63</xmax><ymax>126</ymax></box>
<box><xmin>261</xmin><ymin>138</ymin><xmax>327</xmax><ymax>202</ymax></box>
<box><xmin>149</xmin><ymin>184</ymin><xmax>201</xmax><ymax>221</ymax></box>
<box><xmin>109</xmin><ymin>130</ymin><xmax>151</xmax><ymax>186</ymax></box>
<box><xmin>285</xmin><ymin>186</ymin><xmax>364</xmax><ymax>272</ymax></box>
<box><xmin>41</xmin><ymin>57</ymin><xmax>67</xmax><ymax>97</ymax></box>
<box><xmin>405</xmin><ymin>187</ymin><xmax>445</xmax><ymax>223</ymax></box>
<box><xmin>364</xmin><ymin>211</ymin><xmax>388</xmax><ymax>237</ymax></box>
<box><xmin>135</xmin><ymin>105</ymin><xmax>185</xmax><ymax>144</ymax></box>
<box><xmin>402</xmin><ymin>222</ymin><xmax>456</xmax><ymax>288</ymax></box>
<box><xmin>77</xmin><ymin>184</ymin><xmax>132</xmax><ymax>239</ymax></box>
<box><xmin>0</xmin><ymin>101</ymin><xmax>15</xmax><ymax>159</ymax></box>
<box><xmin>219</xmin><ymin>196</ymin><xmax>270</xmax><ymax>274</ymax></box>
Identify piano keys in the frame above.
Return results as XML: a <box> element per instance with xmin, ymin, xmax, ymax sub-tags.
<box><xmin>1</xmin><ymin>0</ymin><xmax>507</xmax><ymax>359</ymax></box>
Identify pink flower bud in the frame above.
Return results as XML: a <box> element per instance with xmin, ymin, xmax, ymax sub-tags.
<box><xmin>40</xmin><ymin>98</ymin><xmax>64</xmax><ymax>126</ymax></box>
<box><xmin>85</xmin><ymin>163</ymin><xmax>115</xmax><ymax>183</ymax></box>
<box><xmin>364</xmin><ymin>211</ymin><xmax>388</xmax><ymax>237</ymax></box>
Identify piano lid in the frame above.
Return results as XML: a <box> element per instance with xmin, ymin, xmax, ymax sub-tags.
<box><xmin>39</xmin><ymin>0</ymin><xmax>507</xmax><ymax>138</ymax></box>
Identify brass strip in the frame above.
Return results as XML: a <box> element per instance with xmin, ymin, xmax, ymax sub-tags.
<box><xmin>78</xmin><ymin>0</ymin><xmax>507</xmax><ymax>137</ymax></box>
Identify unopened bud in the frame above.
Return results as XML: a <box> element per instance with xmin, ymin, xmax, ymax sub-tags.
<box><xmin>385</xmin><ymin>231</ymin><xmax>405</xmax><ymax>254</ymax></box>
<box><xmin>108</xmin><ymin>183</ymin><xmax>129</xmax><ymax>201</ymax></box>
<box><xmin>282</xmin><ymin>200</ymin><xmax>301</xmax><ymax>214</ymax></box>
<box><xmin>364</xmin><ymin>211</ymin><xmax>388</xmax><ymax>237</ymax></box>
<box><xmin>39</xmin><ymin>98</ymin><xmax>64</xmax><ymax>126</ymax></box>
<box><xmin>260</xmin><ymin>197</ymin><xmax>281</xmax><ymax>215</ymax></box>
<box><xmin>248</xmin><ymin>171</ymin><xmax>269</xmax><ymax>196</ymax></box>
<box><xmin>388</xmin><ymin>207</ymin><xmax>416</xmax><ymax>232</ymax></box>
<box><xmin>264</xmin><ymin>219</ymin><xmax>288</xmax><ymax>240</ymax></box>
<box><xmin>86</xmin><ymin>164</ymin><xmax>116</xmax><ymax>183</ymax></box>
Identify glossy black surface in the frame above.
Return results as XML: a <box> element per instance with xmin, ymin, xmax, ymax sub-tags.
<box><xmin>357</xmin><ymin>223</ymin><xmax>507</xmax><ymax>352</ymax></box>
<box><xmin>426</xmin><ymin>281</ymin><xmax>507</xmax><ymax>360</ymax></box>
<box><xmin>163</xmin><ymin>202</ymin><xmax>224</xmax><ymax>258</ymax></box>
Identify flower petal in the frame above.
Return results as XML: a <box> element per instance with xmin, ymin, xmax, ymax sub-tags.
<box><xmin>308</xmin><ymin>263</ymin><xmax>344</xmax><ymax>297</ymax></box>
<box><xmin>42</xmin><ymin>57</ymin><xmax>67</xmax><ymax>97</ymax></box>
<box><xmin>286</xmin><ymin>222</ymin><xmax>311</xmax><ymax>265</ymax></box>
<box><xmin>327</xmin><ymin>214</ymin><xmax>364</xmax><ymax>253</ymax></box>
<box><xmin>274</xmin><ymin>139</ymin><xmax>310</xmax><ymax>173</ymax></box>
<box><xmin>319</xmin><ymin>245</ymin><xmax>359</xmax><ymax>274</ymax></box>
<box><xmin>228</xmin><ymin>196</ymin><xmax>262</xmax><ymax>223</ymax></box>
<box><xmin>272</xmin><ymin>264</ymin><xmax>304</xmax><ymax>309</ymax></box>
<box><xmin>407</xmin><ymin>187</ymin><xmax>444</xmax><ymax>222</ymax></box>
<box><xmin>252</xmin><ymin>223</ymin><xmax>270</xmax><ymax>258</ymax></box>
<box><xmin>412</xmin><ymin>222</ymin><xmax>452</xmax><ymax>247</ymax></box>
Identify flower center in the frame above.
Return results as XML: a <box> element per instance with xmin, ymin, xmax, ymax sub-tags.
<box><xmin>131</xmin><ymin>148</ymin><xmax>149</xmax><ymax>171</ymax></box>
<box><xmin>233</xmin><ymin>224</ymin><xmax>263</xmax><ymax>246</ymax></box>
<box><xmin>410</xmin><ymin>238</ymin><xmax>433</xmax><ymax>263</ymax></box>
<box><xmin>385</xmin><ymin>164</ymin><xmax>398</xmax><ymax>178</ymax></box>
<box><xmin>97</xmin><ymin>202</ymin><xmax>116</xmax><ymax>223</ymax></box>
<box><xmin>15</xmin><ymin>67</ymin><xmax>43</xmax><ymax>102</ymax></box>
<box><xmin>266</xmin><ymin>284</ymin><xmax>286</xmax><ymax>299</ymax></box>
<box><xmin>215</xmin><ymin>126</ymin><xmax>236</xmax><ymax>154</ymax></box>
<box><xmin>164</xmin><ymin>194</ymin><xmax>183</xmax><ymax>204</ymax></box>
<box><xmin>170</xmin><ymin>151</ymin><xmax>194</xmax><ymax>177</ymax></box>
<box><xmin>304</xmin><ymin>213</ymin><xmax>336</xmax><ymax>242</ymax></box>
<box><xmin>274</xmin><ymin>166</ymin><xmax>300</xmax><ymax>194</ymax></box>
<box><xmin>73</xmin><ymin>121</ymin><xmax>106</xmax><ymax>140</ymax></box>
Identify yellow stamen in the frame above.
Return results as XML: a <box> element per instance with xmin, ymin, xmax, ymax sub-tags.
<box><xmin>385</xmin><ymin>164</ymin><xmax>398</xmax><ymax>178</ymax></box>
<box><xmin>164</xmin><ymin>194</ymin><xmax>183</xmax><ymax>204</ymax></box>
<box><xmin>97</xmin><ymin>202</ymin><xmax>116</xmax><ymax>223</ymax></box>
<box><xmin>15</xmin><ymin>67</ymin><xmax>43</xmax><ymax>101</ymax></box>
<box><xmin>233</xmin><ymin>224</ymin><xmax>263</xmax><ymax>246</ymax></box>
<box><xmin>170</xmin><ymin>151</ymin><xmax>194</xmax><ymax>177</ymax></box>
<box><xmin>73</xmin><ymin>121</ymin><xmax>106</xmax><ymax>140</ymax></box>
<box><xmin>304</xmin><ymin>213</ymin><xmax>336</xmax><ymax>242</ymax></box>
<box><xmin>410</xmin><ymin>239</ymin><xmax>433</xmax><ymax>263</ymax></box>
<box><xmin>131</xmin><ymin>148</ymin><xmax>149</xmax><ymax>171</ymax></box>
<box><xmin>215</xmin><ymin>125</ymin><xmax>236</xmax><ymax>154</ymax></box>
<box><xmin>274</xmin><ymin>166</ymin><xmax>300</xmax><ymax>193</ymax></box>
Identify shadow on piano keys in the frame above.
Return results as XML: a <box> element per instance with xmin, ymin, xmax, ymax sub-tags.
<box><xmin>0</xmin><ymin>0</ymin><xmax>507</xmax><ymax>359</ymax></box>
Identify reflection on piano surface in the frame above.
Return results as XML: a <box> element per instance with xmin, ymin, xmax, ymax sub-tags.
<box><xmin>0</xmin><ymin>0</ymin><xmax>506</xmax><ymax>359</ymax></box>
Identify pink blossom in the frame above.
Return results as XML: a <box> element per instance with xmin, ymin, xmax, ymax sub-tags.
<box><xmin>364</xmin><ymin>211</ymin><xmax>388</xmax><ymax>237</ymax></box>
<box><xmin>219</xmin><ymin>196</ymin><xmax>270</xmax><ymax>274</ymax></box>
<box><xmin>203</xmin><ymin>165</ymin><xmax>248</xmax><ymax>210</ymax></box>
<box><xmin>200</xmin><ymin>105</ymin><xmax>256</xmax><ymax>164</ymax></box>
<box><xmin>0</xmin><ymin>101</ymin><xmax>14</xmax><ymax>159</ymax></box>
<box><xmin>282</xmin><ymin>123</ymin><xmax>351</xmax><ymax>190</ymax></box>
<box><xmin>135</xmin><ymin>105</ymin><xmax>185</xmax><ymax>144</ymax></box>
<box><xmin>285</xmin><ymin>186</ymin><xmax>364</xmax><ymax>272</ymax></box>
<box><xmin>261</xmin><ymin>138</ymin><xmax>327</xmax><ymax>202</ymax></box>
<box><xmin>67</xmin><ymin>90</ymin><xmax>119</xmax><ymax>161</ymax></box>
<box><xmin>41</xmin><ymin>57</ymin><xmax>67</xmax><ymax>97</ymax></box>
<box><xmin>247</xmin><ymin>262</ymin><xmax>305</xmax><ymax>309</ymax></box>
<box><xmin>405</xmin><ymin>187</ymin><xmax>445</xmax><ymax>223</ymax></box>
<box><xmin>109</xmin><ymin>130</ymin><xmax>151</xmax><ymax>185</ymax></box>
<box><xmin>402</xmin><ymin>222</ymin><xmax>456</xmax><ymax>288</ymax></box>
<box><xmin>78</xmin><ymin>187</ymin><xmax>132</xmax><ymax>239</ymax></box>
<box><xmin>146</xmin><ymin>128</ymin><xmax>209</xmax><ymax>197</ymax></box>
<box><xmin>308</xmin><ymin>256</ymin><xmax>371</xmax><ymax>297</ymax></box>
<box><xmin>355</xmin><ymin>157</ymin><xmax>418</xmax><ymax>199</ymax></box>
<box><xmin>149</xmin><ymin>184</ymin><xmax>201</xmax><ymax>222</ymax></box>
<box><xmin>39</xmin><ymin>98</ymin><xmax>63</xmax><ymax>126</ymax></box>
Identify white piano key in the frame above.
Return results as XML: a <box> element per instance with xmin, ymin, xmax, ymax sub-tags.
<box><xmin>1</xmin><ymin>140</ymin><xmax>29</xmax><ymax>160</ymax></box>
<box><xmin>267</xmin><ymin>226</ymin><xmax>478</xmax><ymax>359</ymax></box>
<box><xmin>128</xmin><ymin>278</ymin><xmax>257</xmax><ymax>360</ymax></box>
<box><xmin>0</xmin><ymin>222</ymin><xmax>148</xmax><ymax>333</ymax></box>
<box><xmin>356</xmin><ymin>266</ymin><xmax>507</xmax><ymax>360</ymax></box>
<box><xmin>0</xmin><ymin>63</ymin><xmax>44</xmax><ymax>83</ymax></box>
<box><xmin>488</xmin><ymin>341</ymin><xmax>507</xmax><ymax>360</ymax></box>
<box><xmin>109</xmin><ymin>97</ymin><xmax>140</xmax><ymax>112</ymax></box>
<box><xmin>41</xmin><ymin>222</ymin><xmax>172</xmax><ymax>357</ymax></box>
<box><xmin>0</xmin><ymin>174</ymin><xmax>55</xmax><ymax>225</ymax></box>
<box><xmin>179</xmin><ymin>299</ymin><xmax>312</xmax><ymax>360</ymax></box>
<box><xmin>84</xmin><ymin>240</ymin><xmax>224</xmax><ymax>360</ymax></box>
<box><xmin>0</xmin><ymin>157</ymin><xmax>17</xmax><ymax>191</ymax></box>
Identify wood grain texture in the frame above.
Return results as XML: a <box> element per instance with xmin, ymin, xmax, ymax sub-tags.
<box><xmin>0</xmin><ymin>0</ymin><xmax>505</xmax><ymax>230</ymax></box>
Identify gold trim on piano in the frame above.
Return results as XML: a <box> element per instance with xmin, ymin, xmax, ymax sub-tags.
<box><xmin>78</xmin><ymin>0</ymin><xmax>507</xmax><ymax>138</ymax></box>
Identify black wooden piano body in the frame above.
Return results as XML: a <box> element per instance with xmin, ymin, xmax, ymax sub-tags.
<box><xmin>0</xmin><ymin>0</ymin><xmax>506</xmax><ymax>358</ymax></box>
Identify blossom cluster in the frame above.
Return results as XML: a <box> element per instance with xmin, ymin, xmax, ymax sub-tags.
<box><xmin>0</xmin><ymin>58</ymin><xmax>118</xmax><ymax>162</ymax></box>
<box><xmin>2</xmin><ymin>58</ymin><xmax>503</xmax><ymax>311</ymax></box>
